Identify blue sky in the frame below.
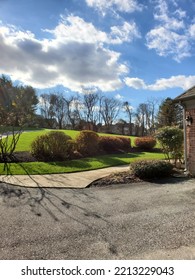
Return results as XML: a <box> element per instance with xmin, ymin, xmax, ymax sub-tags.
<box><xmin>0</xmin><ymin>0</ymin><xmax>195</xmax><ymax>109</ymax></box>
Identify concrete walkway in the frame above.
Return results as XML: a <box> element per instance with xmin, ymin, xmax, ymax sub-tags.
<box><xmin>0</xmin><ymin>165</ymin><xmax>129</xmax><ymax>188</ymax></box>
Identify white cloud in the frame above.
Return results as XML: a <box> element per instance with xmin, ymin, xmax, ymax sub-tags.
<box><xmin>45</xmin><ymin>15</ymin><xmax>108</xmax><ymax>44</ymax></box>
<box><xmin>146</xmin><ymin>0</ymin><xmax>193</xmax><ymax>62</ymax></box>
<box><xmin>124</xmin><ymin>77</ymin><xmax>146</xmax><ymax>89</ymax></box>
<box><xmin>0</xmin><ymin>17</ymin><xmax>135</xmax><ymax>92</ymax></box>
<box><xmin>110</xmin><ymin>21</ymin><xmax>141</xmax><ymax>44</ymax></box>
<box><xmin>125</xmin><ymin>75</ymin><xmax>195</xmax><ymax>91</ymax></box>
<box><xmin>115</xmin><ymin>93</ymin><xmax>124</xmax><ymax>100</ymax></box>
<box><xmin>189</xmin><ymin>24</ymin><xmax>195</xmax><ymax>38</ymax></box>
<box><xmin>85</xmin><ymin>0</ymin><xmax>143</xmax><ymax>15</ymax></box>
<box><xmin>147</xmin><ymin>76</ymin><xmax>195</xmax><ymax>90</ymax></box>
<box><xmin>153</xmin><ymin>0</ymin><xmax>185</xmax><ymax>30</ymax></box>
<box><xmin>173</xmin><ymin>8</ymin><xmax>186</xmax><ymax>19</ymax></box>
<box><xmin>170</xmin><ymin>0</ymin><xmax>178</xmax><ymax>7</ymax></box>
<box><xmin>46</xmin><ymin>15</ymin><xmax>140</xmax><ymax>45</ymax></box>
<box><xmin>146</xmin><ymin>26</ymin><xmax>190</xmax><ymax>62</ymax></box>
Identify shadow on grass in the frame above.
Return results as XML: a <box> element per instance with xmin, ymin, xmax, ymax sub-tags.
<box><xmin>0</xmin><ymin>151</ymin><xmax>152</xmax><ymax>179</ymax></box>
<box><xmin>85</xmin><ymin>152</ymin><xmax>146</xmax><ymax>169</ymax></box>
<box><xmin>49</xmin><ymin>152</ymin><xmax>146</xmax><ymax>169</ymax></box>
<box><xmin>48</xmin><ymin>159</ymin><xmax>92</xmax><ymax>169</ymax></box>
<box><xmin>1</xmin><ymin>150</ymin><xmax>161</xmax><ymax>175</ymax></box>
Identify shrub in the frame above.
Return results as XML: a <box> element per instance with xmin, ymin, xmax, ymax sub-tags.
<box><xmin>66</xmin><ymin>139</ymin><xmax>76</xmax><ymax>159</ymax></box>
<box><xmin>155</xmin><ymin>126</ymin><xmax>183</xmax><ymax>163</ymax></box>
<box><xmin>98</xmin><ymin>136</ymin><xmax>124</xmax><ymax>153</ymax></box>
<box><xmin>75</xmin><ymin>130</ymin><xmax>99</xmax><ymax>157</ymax></box>
<box><xmin>31</xmin><ymin>131</ymin><xmax>71</xmax><ymax>161</ymax></box>
<box><xmin>134</xmin><ymin>137</ymin><xmax>156</xmax><ymax>150</ymax></box>
<box><xmin>130</xmin><ymin>160</ymin><xmax>173</xmax><ymax>179</ymax></box>
<box><xmin>117</xmin><ymin>137</ymin><xmax>131</xmax><ymax>151</ymax></box>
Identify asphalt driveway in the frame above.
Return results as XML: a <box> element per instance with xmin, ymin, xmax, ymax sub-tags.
<box><xmin>0</xmin><ymin>177</ymin><xmax>195</xmax><ymax>259</ymax></box>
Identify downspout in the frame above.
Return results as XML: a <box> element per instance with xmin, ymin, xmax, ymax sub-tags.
<box><xmin>182</xmin><ymin>105</ymin><xmax>188</xmax><ymax>172</ymax></box>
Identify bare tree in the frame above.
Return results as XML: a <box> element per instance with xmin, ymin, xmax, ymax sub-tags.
<box><xmin>63</xmin><ymin>95</ymin><xmax>83</xmax><ymax>129</ymax></box>
<box><xmin>49</xmin><ymin>93</ymin><xmax>67</xmax><ymax>129</ymax></box>
<box><xmin>63</xmin><ymin>96</ymin><xmax>74</xmax><ymax>128</ymax></box>
<box><xmin>100</xmin><ymin>97</ymin><xmax>121</xmax><ymax>132</ymax></box>
<box><xmin>146</xmin><ymin>97</ymin><xmax>160</xmax><ymax>134</ymax></box>
<box><xmin>135</xmin><ymin>103</ymin><xmax>148</xmax><ymax>136</ymax></box>
<box><xmin>0</xmin><ymin>127</ymin><xmax>22</xmax><ymax>169</ymax></box>
<box><xmin>123</xmin><ymin>101</ymin><xmax>134</xmax><ymax>135</ymax></box>
<box><xmin>134</xmin><ymin>99</ymin><xmax>160</xmax><ymax>136</ymax></box>
<box><xmin>40</xmin><ymin>93</ymin><xmax>84</xmax><ymax>129</ymax></box>
<box><xmin>82</xmin><ymin>91</ymin><xmax>99</xmax><ymax>128</ymax></box>
<box><xmin>39</xmin><ymin>93</ymin><xmax>56</xmax><ymax>128</ymax></box>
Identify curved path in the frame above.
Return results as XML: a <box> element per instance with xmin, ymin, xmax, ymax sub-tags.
<box><xmin>0</xmin><ymin>165</ymin><xmax>129</xmax><ymax>188</ymax></box>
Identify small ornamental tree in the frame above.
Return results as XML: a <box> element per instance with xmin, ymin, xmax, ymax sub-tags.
<box><xmin>155</xmin><ymin>126</ymin><xmax>183</xmax><ymax>164</ymax></box>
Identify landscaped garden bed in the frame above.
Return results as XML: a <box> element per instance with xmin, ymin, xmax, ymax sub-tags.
<box><xmin>0</xmin><ymin>129</ymin><xmax>165</xmax><ymax>175</ymax></box>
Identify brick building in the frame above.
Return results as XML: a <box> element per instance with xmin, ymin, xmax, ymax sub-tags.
<box><xmin>174</xmin><ymin>86</ymin><xmax>195</xmax><ymax>175</ymax></box>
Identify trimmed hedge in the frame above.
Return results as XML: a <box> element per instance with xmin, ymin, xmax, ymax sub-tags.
<box><xmin>130</xmin><ymin>160</ymin><xmax>173</xmax><ymax>179</ymax></box>
<box><xmin>98</xmin><ymin>136</ymin><xmax>131</xmax><ymax>153</ymax></box>
<box><xmin>66</xmin><ymin>139</ymin><xmax>77</xmax><ymax>159</ymax></box>
<box><xmin>117</xmin><ymin>136</ymin><xmax>131</xmax><ymax>151</ymax></box>
<box><xmin>75</xmin><ymin>130</ymin><xmax>99</xmax><ymax>156</ymax></box>
<box><xmin>134</xmin><ymin>137</ymin><xmax>156</xmax><ymax>150</ymax></box>
<box><xmin>31</xmin><ymin>131</ymin><xmax>72</xmax><ymax>161</ymax></box>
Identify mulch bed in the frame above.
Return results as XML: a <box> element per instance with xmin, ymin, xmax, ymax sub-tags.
<box><xmin>89</xmin><ymin>171</ymin><xmax>143</xmax><ymax>187</ymax></box>
<box><xmin>0</xmin><ymin>151</ymin><xmax>37</xmax><ymax>163</ymax></box>
<box><xmin>89</xmin><ymin>167</ymin><xmax>187</xmax><ymax>187</ymax></box>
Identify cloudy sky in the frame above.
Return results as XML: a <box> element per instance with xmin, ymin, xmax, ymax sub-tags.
<box><xmin>0</xmin><ymin>0</ymin><xmax>195</xmax><ymax>108</ymax></box>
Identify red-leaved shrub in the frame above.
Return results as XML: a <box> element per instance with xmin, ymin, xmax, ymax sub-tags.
<box><xmin>75</xmin><ymin>130</ymin><xmax>99</xmax><ymax>156</ymax></box>
<box><xmin>99</xmin><ymin>136</ymin><xmax>129</xmax><ymax>153</ymax></box>
<box><xmin>117</xmin><ymin>136</ymin><xmax>131</xmax><ymax>151</ymax></box>
<box><xmin>134</xmin><ymin>137</ymin><xmax>156</xmax><ymax>150</ymax></box>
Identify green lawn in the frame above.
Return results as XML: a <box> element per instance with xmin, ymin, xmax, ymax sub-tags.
<box><xmin>7</xmin><ymin>129</ymin><xmax>78</xmax><ymax>152</ymax></box>
<box><xmin>0</xmin><ymin>151</ymin><xmax>164</xmax><ymax>175</ymax></box>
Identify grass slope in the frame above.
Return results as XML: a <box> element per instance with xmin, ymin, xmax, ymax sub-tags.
<box><xmin>9</xmin><ymin>129</ymin><xmax>137</xmax><ymax>152</ymax></box>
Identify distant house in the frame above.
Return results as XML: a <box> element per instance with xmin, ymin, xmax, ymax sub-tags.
<box><xmin>97</xmin><ymin>123</ymin><xmax>137</xmax><ymax>136</ymax></box>
<box><xmin>174</xmin><ymin>85</ymin><xmax>195</xmax><ymax>175</ymax></box>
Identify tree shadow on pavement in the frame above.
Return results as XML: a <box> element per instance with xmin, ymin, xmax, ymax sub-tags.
<box><xmin>0</xmin><ymin>161</ymin><xmax>112</xmax><ymax>228</ymax></box>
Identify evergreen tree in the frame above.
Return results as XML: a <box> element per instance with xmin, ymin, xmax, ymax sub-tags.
<box><xmin>157</xmin><ymin>98</ymin><xmax>183</xmax><ymax>128</ymax></box>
